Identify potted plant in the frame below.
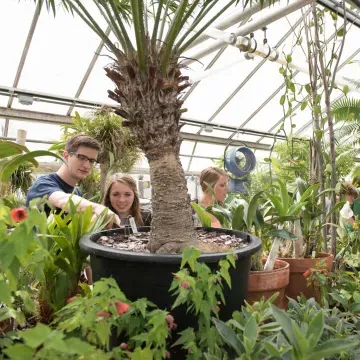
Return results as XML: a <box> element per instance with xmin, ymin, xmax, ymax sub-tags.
<box><xmin>273</xmin><ymin>178</ymin><xmax>339</xmax><ymax>300</ymax></box>
<box><xmin>23</xmin><ymin>0</ymin><xmax>264</xmax><ymax>319</ymax></box>
<box><xmin>193</xmin><ymin>192</ymin><xmax>292</xmax><ymax>309</ymax></box>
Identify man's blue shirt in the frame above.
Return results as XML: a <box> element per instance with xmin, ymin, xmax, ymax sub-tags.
<box><xmin>26</xmin><ymin>173</ymin><xmax>81</xmax><ymax>214</ymax></box>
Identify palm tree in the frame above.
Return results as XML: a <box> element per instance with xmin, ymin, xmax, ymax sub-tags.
<box><xmin>24</xmin><ymin>0</ymin><xmax>265</xmax><ymax>253</ymax></box>
<box><xmin>332</xmin><ymin>97</ymin><xmax>360</xmax><ymax>160</ymax></box>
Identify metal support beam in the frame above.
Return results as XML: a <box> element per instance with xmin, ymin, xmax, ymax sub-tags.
<box><xmin>0</xmin><ymin>107</ymin><xmax>72</xmax><ymax>125</ymax></box>
<box><xmin>181</xmin><ymin>132</ymin><xmax>271</xmax><ymax>150</ymax></box>
<box><xmin>317</xmin><ymin>0</ymin><xmax>360</xmax><ymax>29</ymax></box>
<box><xmin>183</xmin><ymin>0</ymin><xmax>312</xmax><ymax>66</ymax></box>
<box><xmin>66</xmin><ymin>26</ymin><xmax>111</xmax><ymax>116</ymax></box>
<box><xmin>0</xmin><ymin>108</ymin><xmax>271</xmax><ymax>150</ymax></box>
<box><xmin>0</xmin><ymin>107</ymin><xmax>287</xmax><ymax>143</ymax></box>
<box><xmin>0</xmin><ymin>85</ymin><xmax>114</xmax><ymax>110</ymax></box>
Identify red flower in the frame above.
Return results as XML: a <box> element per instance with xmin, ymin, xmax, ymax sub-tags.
<box><xmin>303</xmin><ymin>269</ymin><xmax>311</xmax><ymax>278</ymax></box>
<box><xmin>181</xmin><ymin>281</ymin><xmax>189</xmax><ymax>289</ymax></box>
<box><xmin>114</xmin><ymin>301</ymin><xmax>130</xmax><ymax>316</ymax></box>
<box><xmin>96</xmin><ymin>311</ymin><xmax>110</xmax><ymax>318</ymax></box>
<box><xmin>10</xmin><ymin>208</ymin><xmax>27</xmax><ymax>223</ymax></box>
<box><xmin>166</xmin><ymin>314</ymin><xmax>174</xmax><ymax>324</ymax></box>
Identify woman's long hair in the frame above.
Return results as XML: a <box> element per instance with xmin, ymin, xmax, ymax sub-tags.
<box><xmin>103</xmin><ymin>174</ymin><xmax>143</xmax><ymax>226</ymax></box>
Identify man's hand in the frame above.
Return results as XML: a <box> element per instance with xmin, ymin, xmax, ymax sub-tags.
<box><xmin>93</xmin><ymin>204</ymin><xmax>121</xmax><ymax>228</ymax></box>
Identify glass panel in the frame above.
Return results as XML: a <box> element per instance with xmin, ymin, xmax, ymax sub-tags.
<box><xmin>180</xmin><ymin>156</ymin><xmax>190</xmax><ymax>170</ymax></box>
<box><xmin>0</xmin><ymin>97</ymin><xmax>8</xmax><ymax>107</ymax></box>
<box><xmin>194</xmin><ymin>143</ymin><xmax>225</xmax><ymax>158</ymax></box>
<box><xmin>180</xmin><ymin>141</ymin><xmax>196</xmax><ymax>155</ymax></box>
<box><xmin>188</xmin><ymin>157</ymin><xmax>214</xmax><ymax>172</ymax></box>
<box><xmin>0</xmin><ymin>1</ymin><xmax>35</xmax><ymax>87</ymax></box>
<box><xmin>26</xmin><ymin>142</ymin><xmax>58</xmax><ymax>163</ymax></box>
<box><xmin>7</xmin><ymin>120</ymin><xmax>61</xmax><ymax>143</ymax></box>
<box><xmin>17</xmin><ymin>2</ymin><xmax>106</xmax><ymax>97</ymax></box>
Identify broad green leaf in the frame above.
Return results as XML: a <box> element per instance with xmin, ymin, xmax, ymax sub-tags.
<box><xmin>329</xmin><ymin>293</ymin><xmax>348</xmax><ymax>309</ymax></box>
<box><xmin>278</xmin><ymin>179</ymin><xmax>289</xmax><ymax>211</ymax></box>
<box><xmin>244</xmin><ymin>315</ymin><xmax>257</xmax><ymax>346</ymax></box>
<box><xmin>0</xmin><ymin>151</ymin><xmax>64</xmax><ymax>182</ymax></box>
<box><xmin>232</xmin><ymin>204</ymin><xmax>245</xmax><ymax>231</ymax></box>
<box><xmin>306</xmin><ymin>311</ymin><xmax>324</xmax><ymax>349</ymax></box>
<box><xmin>265</xmin><ymin>192</ymin><xmax>284</xmax><ymax>216</ymax></box>
<box><xmin>180</xmin><ymin>246</ymin><xmax>201</xmax><ymax>271</ymax></box>
<box><xmin>305</xmin><ymin>338</ymin><xmax>359</xmax><ymax>360</ymax></box>
<box><xmin>172</xmin><ymin>328</ymin><xmax>196</xmax><ymax>347</ymax></box>
<box><xmin>191</xmin><ymin>202</ymin><xmax>211</xmax><ymax>227</ymax></box>
<box><xmin>131</xmin><ymin>347</ymin><xmax>153</xmax><ymax>360</ymax></box>
<box><xmin>3</xmin><ymin>344</ymin><xmax>34</xmax><ymax>359</ymax></box>
<box><xmin>0</xmin><ymin>142</ymin><xmax>27</xmax><ymax>158</ymax></box>
<box><xmin>64</xmin><ymin>338</ymin><xmax>95</xmax><ymax>355</ymax></box>
<box><xmin>288</xmin><ymin>202</ymin><xmax>307</xmax><ymax>216</ymax></box>
<box><xmin>246</xmin><ymin>191</ymin><xmax>263</xmax><ymax>229</ymax></box>
<box><xmin>271</xmin><ymin>305</ymin><xmax>298</xmax><ymax>346</ymax></box>
<box><xmin>299</xmin><ymin>184</ymin><xmax>320</xmax><ymax>203</ymax></box>
<box><xmin>213</xmin><ymin>318</ymin><xmax>244</xmax><ymax>355</ymax></box>
<box><xmin>21</xmin><ymin>323</ymin><xmax>52</xmax><ymax>348</ymax></box>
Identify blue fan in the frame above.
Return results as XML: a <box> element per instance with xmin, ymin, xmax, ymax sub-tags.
<box><xmin>224</xmin><ymin>142</ymin><xmax>256</xmax><ymax>193</ymax></box>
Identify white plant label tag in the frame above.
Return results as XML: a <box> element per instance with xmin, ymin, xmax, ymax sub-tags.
<box><xmin>311</xmin><ymin>251</ymin><xmax>316</xmax><ymax>259</ymax></box>
<box><xmin>129</xmin><ymin>217</ymin><xmax>138</xmax><ymax>234</ymax></box>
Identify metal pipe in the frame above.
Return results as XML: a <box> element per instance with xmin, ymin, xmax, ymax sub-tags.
<box><xmin>183</xmin><ymin>0</ymin><xmax>312</xmax><ymax>65</ymax></box>
<box><xmin>188</xmin><ymin>27</ymin><xmax>359</xmax><ymax>93</ymax></box>
<box><xmin>185</xmin><ymin>0</ymin><xmax>278</xmax><ymax>51</ymax></box>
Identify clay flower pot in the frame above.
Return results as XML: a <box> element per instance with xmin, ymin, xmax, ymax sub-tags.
<box><xmin>247</xmin><ymin>259</ymin><xmax>290</xmax><ymax>309</ymax></box>
<box><xmin>280</xmin><ymin>252</ymin><xmax>333</xmax><ymax>302</ymax></box>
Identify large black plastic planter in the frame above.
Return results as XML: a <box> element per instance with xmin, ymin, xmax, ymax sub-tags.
<box><xmin>80</xmin><ymin>227</ymin><xmax>261</xmax><ymax>324</ymax></box>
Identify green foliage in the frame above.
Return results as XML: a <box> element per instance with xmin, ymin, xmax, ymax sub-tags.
<box><xmin>0</xmin><ymin>140</ymin><xmax>63</xmax><ymax>196</ymax></box>
<box><xmin>0</xmin><ymin>197</ymin><xmax>110</xmax><ymax>328</ymax></box>
<box><xmin>51</xmin><ymin>110</ymin><xmax>140</xmax><ymax>174</ymax></box>
<box><xmin>77</xmin><ymin>168</ymin><xmax>101</xmax><ymax>202</ymax></box>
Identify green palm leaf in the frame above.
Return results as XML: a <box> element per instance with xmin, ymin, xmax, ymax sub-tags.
<box><xmin>332</xmin><ymin>97</ymin><xmax>360</xmax><ymax>122</ymax></box>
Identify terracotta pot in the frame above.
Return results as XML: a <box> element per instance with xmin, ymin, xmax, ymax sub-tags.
<box><xmin>280</xmin><ymin>252</ymin><xmax>333</xmax><ymax>301</ymax></box>
<box><xmin>247</xmin><ymin>259</ymin><xmax>290</xmax><ymax>309</ymax></box>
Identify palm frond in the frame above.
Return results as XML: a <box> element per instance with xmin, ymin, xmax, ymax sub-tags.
<box><xmin>332</xmin><ymin>97</ymin><xmax>360</xmax><ymax>122</ymax></box>
<box><xmin>334</xmin><ymin>121</ymin><xmax>360</xmax><ymax>140</ymax></box>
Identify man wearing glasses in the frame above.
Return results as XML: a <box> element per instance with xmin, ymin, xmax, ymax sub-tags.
<box><xmin>26</xmin><ymin>133</ymin><xmax>120</xmax><ymax>228</ymax></box>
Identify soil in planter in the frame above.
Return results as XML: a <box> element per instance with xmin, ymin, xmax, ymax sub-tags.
<box><xmin>96</xmin><ymin>228</ymin><xmax>250</xmax><ymax>253</ymax></box>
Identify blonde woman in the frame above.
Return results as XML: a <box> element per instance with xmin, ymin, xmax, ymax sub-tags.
<box><xmin>103</xmin><ymin>174</ymin><xmax>152</xmax><ymax>227</ymax></box>
<box><xmin>199</xmin><ymin>167</ymin><xmax>229</xmax><ymax>228</ymax></box>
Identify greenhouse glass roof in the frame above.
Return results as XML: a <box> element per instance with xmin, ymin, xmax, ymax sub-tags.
<box><xmin>1</xmin><ymin>0</ymin><xmax>360</xmax><ymax>173</ymax></box>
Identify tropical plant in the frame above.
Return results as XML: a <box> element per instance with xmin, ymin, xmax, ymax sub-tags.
<box><xmin>192</xmin><ymin>192</ymin><xmax>296</xmax><ymax>271</ymax></box>
<box><xmin>0</xmin><ymin>140</ymin><xmax>63</xmax><ymax>197</ymax></box>
<box><xmin>24</xmin><ymin>0</ymin><xmax>272</xmax><ymax>253</ymax></box>
<box><xmin>78</xmin><ymin>168</ymin><xmax>102</xmax><ymax>202</ymax></box>
<box><xmin>0</xmin><ymin>197</ymin><xmax>111</xmax><ymax>327</ymax></box>
<box><xmin>50</xmin><ymin>109</ymin><xmax>140</xmax><ymax>200</ymax></box>
<box><xmin>212</xmin><ymin>295</ymin><xmax>360</xmax><ymax>360</ymax></box>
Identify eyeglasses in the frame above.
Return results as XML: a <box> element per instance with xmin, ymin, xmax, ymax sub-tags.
<box><xmin>69</xmin><ymin>152</ymin><xmax>98</xmax><ymax>166</ymax></box>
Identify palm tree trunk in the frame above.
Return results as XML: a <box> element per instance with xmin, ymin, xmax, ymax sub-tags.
<box><xmin>148</xmin><ymin>152</ymin><xmax>196</xmax><ymax>253</ymax></box>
